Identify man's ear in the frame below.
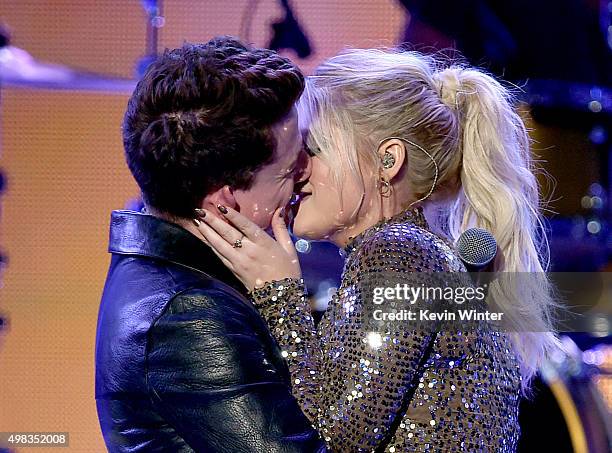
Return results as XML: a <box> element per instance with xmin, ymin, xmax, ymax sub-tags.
<box><xmin>377</xmin><ymin>139</ymin><xmax>406</xmax><ymax>181</ymax></box>
<box><xmin>201</xmin><ymin>185</ymin><xmax>236</xmax><ymax>211</ymax></box>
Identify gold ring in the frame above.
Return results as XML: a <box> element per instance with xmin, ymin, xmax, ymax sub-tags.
<box><xmin>233</xmin><ymin>238</ymin><xmax>243</xmax><ymax>248</ymax></box>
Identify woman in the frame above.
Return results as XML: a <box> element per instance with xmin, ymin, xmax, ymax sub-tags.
<box><xmin>194</xmin><ymin>49</ymin><xmax>560</xmax><ymax>452</ymax></box>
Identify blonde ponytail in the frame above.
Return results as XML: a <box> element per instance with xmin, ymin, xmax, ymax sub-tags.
<box><xmin>440</xmin><ymin>68</ymin><xmax>562</xmax><ymax>390</ymax></box>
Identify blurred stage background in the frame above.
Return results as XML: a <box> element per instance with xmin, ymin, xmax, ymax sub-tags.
<box><xmin>0</xmin><ymin>1</ymin><xmax>611</xmax><ymax>451</ymax></box>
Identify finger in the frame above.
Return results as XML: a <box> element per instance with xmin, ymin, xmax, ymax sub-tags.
<box><xmin>193</xmin><ymin>217</ymin><xmax>241</xmax><ymax>264</ymax></box>
<box><xmin>216</xmin><ymin>205</ymin><xmax>267</xmax><ymax>243</ymax></box>
<box><xmin>271</xmin><ymin>207</ymin><xmax>298</xmax><ymax>258</ymax></box>
<box><xmin>197</xmin><ymin>208</ymin><xmax>243</xmax><ymax>245</ymax></box>
<box><xmin>192</xmin><ymin>219</ymin><xmax>211</xmax><ymax>246</ymax></box>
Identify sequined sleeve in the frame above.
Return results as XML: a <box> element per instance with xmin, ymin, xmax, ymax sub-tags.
<box><xmin>250</xmin><ymin>224</ymin><xmax>467</xmax><ymax>452</ymax></box>
<box><xmin>250</xmin><ymin>278</ymin><xmax>323</xmax><ymax>424</ymax></box>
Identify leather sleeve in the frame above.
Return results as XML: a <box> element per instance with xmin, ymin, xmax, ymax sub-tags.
<box><xmin>145</xmin><ymin>286</ymin><xmax>327</xmax><ymax>453</ymax></box>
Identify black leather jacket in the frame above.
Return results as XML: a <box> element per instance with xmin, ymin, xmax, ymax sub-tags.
<box><xmin>95</xmin><ymin>210</ymin><xmax>326</xmax><ymax>452</ymax></box>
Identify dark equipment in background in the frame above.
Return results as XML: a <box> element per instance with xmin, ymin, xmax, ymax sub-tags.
<box><xmin>269</xmin><ymin>0</ymin><xmax>312</xmax><ymax>58</ymax></box>
<box><xmin>0</xmin><ymin>21</ymin><xmax>11</xmax><ymax>47</ymax></box>
<box><xmin>136</xmin><ymin>0</ymin><xmax>165</xmax><ymax>77</ymax></box>
<box><xmin>518</xmin><ymin>339</ymin><xmax>612</xmax><ymax>453</ymax></box>
<box><xmin>397</xmin><ymin>0</ymin><xmax>612</xmax><ymax>85</ymax></box>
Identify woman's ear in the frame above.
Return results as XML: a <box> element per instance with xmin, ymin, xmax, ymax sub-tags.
<box><xmin>377</xmin><ymin>138</ymin><xmax>406</xmax><ymax>181</ymax></box>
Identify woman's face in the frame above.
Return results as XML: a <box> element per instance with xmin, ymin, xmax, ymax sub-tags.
<box><xmin>291</xmin><ymin>145</ymin><xmax>380</xmax><ymax>243</ymax></box>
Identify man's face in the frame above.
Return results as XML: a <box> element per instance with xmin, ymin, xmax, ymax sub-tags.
<box><xmin>232</xmin><ymin>107</ymin><xmax>310</xmax><ymax>229</ymax></box>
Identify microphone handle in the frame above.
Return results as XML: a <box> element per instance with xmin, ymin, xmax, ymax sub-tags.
<box><xmin>462</xmin><ymin>260</ymin><xmax>495</xmax><ymax>290</ymax></box>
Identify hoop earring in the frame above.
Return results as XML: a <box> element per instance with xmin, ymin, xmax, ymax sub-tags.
<box><xmin>377</xmin><ymin>136</ymin><xmax>439</xmax><ymax>207</ymax></box>
<box><xmin>379</xmin><ymin>178</ymin><xmax>392</xmax><ymax>197</ymax></box>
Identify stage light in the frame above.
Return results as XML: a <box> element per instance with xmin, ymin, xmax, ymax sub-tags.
<box><xmin>295</xmin><ymin>239</ymin><xmax>311</xmax><ymax>254</ymax></box>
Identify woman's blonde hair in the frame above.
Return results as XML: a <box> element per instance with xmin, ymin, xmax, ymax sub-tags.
<box><xmin>299</xmin><ymin>48</ymin><xmax>561</xmax><ymax>392</ymax></box>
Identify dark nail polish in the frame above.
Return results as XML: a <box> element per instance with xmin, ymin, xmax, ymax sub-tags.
<box><xmin>217</xmin><ymin>204</ymin><xmax>228</xmax><ymax>214</ymax></box>
<box><xmin>194</xmin><ymin>208</ymin><xmax>206</xmax><ymax>218</ymax></box>
<box><xmin>279</xmin><ymin>207</ymin><xmax>285</xmax><ymax>218</ymax></box>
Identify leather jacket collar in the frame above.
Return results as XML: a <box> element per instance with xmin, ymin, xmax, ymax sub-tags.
<box><xmin>108</xmin><ymin>210</ymin><xmax>245</xmax><ymax>294</ymax></box>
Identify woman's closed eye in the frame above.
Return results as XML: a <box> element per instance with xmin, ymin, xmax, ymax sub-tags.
<box><xmin>306</xmin><ymin>144</ymin><xmax>321</xmax><ymax>157</ymax></box>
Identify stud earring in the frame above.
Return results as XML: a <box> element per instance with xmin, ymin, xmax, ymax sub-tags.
<box><xmin>381</xmin><ymin>152</ymin><xmax>396</xmax><ymax>169</ymax></box>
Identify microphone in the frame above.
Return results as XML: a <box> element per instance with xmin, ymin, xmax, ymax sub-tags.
<box><xmin>456</xmin><ymin>227</ymin><xmax>497</xmax><ymax>272</ymax></box>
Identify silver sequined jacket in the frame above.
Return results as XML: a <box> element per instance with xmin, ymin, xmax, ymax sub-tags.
<box><xmin>251</xmin><ymin>208</ymin><xmax>522</xmax><ymax>452</ymax></box>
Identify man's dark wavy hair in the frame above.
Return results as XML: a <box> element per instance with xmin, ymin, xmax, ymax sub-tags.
<box><xmin>122</xmin><ymin>36</ymin><xmax>304</xmax><ymax>218</ymax></box>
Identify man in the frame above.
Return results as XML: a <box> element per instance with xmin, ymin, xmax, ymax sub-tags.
<box><xmin>95</xmin><ymin>36</ymin><xmax>324</xmax><ymax>452</ymax></box>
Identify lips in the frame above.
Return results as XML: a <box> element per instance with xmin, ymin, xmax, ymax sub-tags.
<box><xmin>289</xmin><ymin>191</ymin><xmax>311</xmax><ymax>207</ymax></box>
<box><xmin>286</xmin><ymin>189</ymin><xmax>311</xmax><ymax>228</ymax></box>
<box><xmin>288</xmin><ymin>179</ymin><xmax>312</xmax><ymax>221</ymax></box>
<box><xmin>291</xmin><ymin>180</ymin><xmax>311</xmax><ymax>206</ymax></box>
<box><xmin>287</xmin><ymin>193</ymin><xmax>301</xmax><ymax>223</ymax></box>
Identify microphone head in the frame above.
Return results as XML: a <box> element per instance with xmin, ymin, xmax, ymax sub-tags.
<box><xmin>456</xmin><ymin>228</ymin><xmax>497</xmax><ymax>268</ymax></box>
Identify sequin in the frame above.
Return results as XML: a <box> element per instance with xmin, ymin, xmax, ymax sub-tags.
<box><xmin>251</xmin><ymin>207</ymin><xmax>521</xmax><ymax>452</ymax></box>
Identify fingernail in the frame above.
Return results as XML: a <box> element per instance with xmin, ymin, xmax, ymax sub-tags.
<box><xmin>193</xmin><ymin>218</ymin><xmax>201</xmax><ymax>227</ymax></box>
<box><xmin>194</xmin><ymin>208</ymin><xmax>206</xmax><ymax>218</ymax></box>
<box><xmin>279</xmin><ymin>207</ymin><xmax>285</xmax><ymax>218</ymax></box>
<box><xmin>217</xmin><ymin>204</ymin><xmax>228</xmax><ymax>214</ymax></box>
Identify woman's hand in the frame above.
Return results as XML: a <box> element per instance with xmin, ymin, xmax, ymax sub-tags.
<box><xmin>193</xmin><ymin>205</ymin><xmax>301</xmax><ymax>292</ymax></box>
